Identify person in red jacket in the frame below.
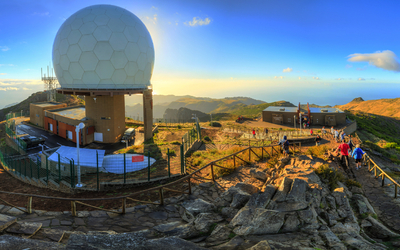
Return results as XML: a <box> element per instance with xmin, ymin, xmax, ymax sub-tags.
<box><xmin>310</xmin><ymin>129</ymin><xmax>313</xmax><ymax>136</ymax></box>
<box><xmin>335</xmin><ymin>139</ymin><xmax>350</xmax><ymax>169</ymax></box>
<box><xmin>252</xmin><ymin>129</ymin><xmax>256</xmax><ymax>138</ymax></box>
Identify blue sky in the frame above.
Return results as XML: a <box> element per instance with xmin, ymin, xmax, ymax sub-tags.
<box><xmin>0</xmin><ymin>0</ymin><xmax>400</xmax><ymax>108</ymax></box>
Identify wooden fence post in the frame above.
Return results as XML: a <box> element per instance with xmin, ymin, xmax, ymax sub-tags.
<box><xmin>71</xmin><ymin>201</ymin><xmax>76</xmax><ymax>217</ymax></box>
<box><xmin>210</xmin><ymin>163</ymin><xmax>215</xmax><ymax>182</ymax></box>
<box><xmin>159</xmin><ymin>188</ymin><xmax>164</xmax><ymax>206</ymax></box>
<box><xmin>382</xmin><ymin>175</ymin><xmax>385</xmax><ymax>187</ymax></box>
<box><xmin>188</xmin><ymin>177</ymin><xmax>192</xmax><ymax>195</ymax></box>
<box><xmin>374</xmin><ymin>165</ymin><xmax>377</xmax><ymax>178</ymax></box>
<box><xmin>249</xmin><ymin>148</ymin><xmax>251</xmax><ymax>162</ymax></box>
<box><xmin>122</xmin><ymin>198</ymin><xmax>126</xmax><ymax>214</ymax></box>
<box><xmin>233</xmin><ymin>155</ymin><xmax>236</xmax><ymax>168</ymax></box>
<box><xmin>27</xmin><ymin>197</ymin><xmax>32</xmax><ymax>214</ymax></box>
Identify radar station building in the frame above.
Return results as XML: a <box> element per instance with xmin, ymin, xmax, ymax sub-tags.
<box><xmin>262</xmin><ymin>104</ymin><xmax>346</xmax><ymax>126</ymax></box>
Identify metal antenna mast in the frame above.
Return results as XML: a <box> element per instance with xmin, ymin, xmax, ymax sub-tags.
<box><xmin>41</xmin><ymin>64</ymin><xmax>58</xmax><ymax>102</ymax></box>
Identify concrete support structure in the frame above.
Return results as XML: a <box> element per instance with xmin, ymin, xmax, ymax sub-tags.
<box><xmin>143</xmin><ymin>89</ymin><xmax>153</xmax><ymax>141</ymax></box>
<box><xmin>85</xmin><ymin>95</ymin><xmax>126</xmax><ymax>143</ymax></box>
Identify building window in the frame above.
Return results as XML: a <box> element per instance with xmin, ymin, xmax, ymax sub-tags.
<box><xmin>101</xmin><ymin>117</ymin><xmax>111</xmax><ymax>120</ymax></box>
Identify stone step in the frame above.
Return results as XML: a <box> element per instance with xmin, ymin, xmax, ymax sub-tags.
<box><xmin>0</xmin><ymin>213</ymin><xmax>17</xmax><ymax>232</ymax></box>
<box><xmin>6</xmin><ymin>221</ymin><xmax>42</xmax><ymax>238</ymax></box>
<box><xmin>0</xmin><ymin>235</ymin><xmax>65</xmax><ymax>249</ymax></box>
<box><xmin>30</xmin><ymin>228</ymin><xmax>65</xmax><ymax>242</ymax></box>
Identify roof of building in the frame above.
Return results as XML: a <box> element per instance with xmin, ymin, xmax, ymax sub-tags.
<box><xmin>263</xmin><ymin>106</ymin><xmax>299</xmax><ymax>112</ymax></box>
<box><xmin>32</xmin><ymin>102</ymin><xmax>64</xmax><ymax>107</ymax></box>
<box><xmin>48</xmin><ymin>106</ymin><xmax>86</xmax><ymax>120</ymax></box>
<box><xmin>308</xmin><ymin>107</ymin><xmax>344</xmax><ymax>113</ymax></box>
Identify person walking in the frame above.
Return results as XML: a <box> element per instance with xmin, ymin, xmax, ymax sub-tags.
<box><xmin>279</xmin><ymin>135</ymin><xmax>290</xmax><ymax>156</ymax></box>
<box><xmin>352</xmin><ymin>144</ymin><xmax>365</xmax><ymax>170</ymax></box>
<box><xmin>348</xmin><ymin>135</ymin><xmax>354</xmax><ymax>154</ymax></box>
<box><xmin>334</xmin><ymin>129</ymin><xmax>339</xmax><ymax>142</ymax></box>
<box><xmin>331</xmin><ymin>126</ymin><xmax>334</xmax><ymax>139</ymax></box>
<box><xmin>310</xmin><ymin>128</ymin><xmax>313</xmax><ymax>136</ymax></box>
<box><xmin>335</xmin><ymin>139</ymin><xmax>351</xmax><ymax>169</ymax></box>
<box><xmin>322</xmin><ymin>126</ymin><xmax>326</xmax><ymax>137</ymax></box>
<box><xmin>315</xmin><ymin>135</ymin><xmax>322</xmax><ymax>146</ymax></box>
<box><xmin>252</xmin><ymin>129</ymin><xmax>256</xmax><ymax>138</ymax></box>
<box><xmin>341</xmin><ymin>131</ymin><xmax>346</xmax><ymax>141</ymax></box>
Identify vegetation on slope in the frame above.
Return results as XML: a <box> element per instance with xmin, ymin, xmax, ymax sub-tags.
<box><xmin>337</xmin><ymin>97</ymin><xmax>400</xmax><ymax>118</ymax></box>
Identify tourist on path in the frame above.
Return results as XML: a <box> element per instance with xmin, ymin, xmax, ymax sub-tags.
<box><xmin>351</xmin><ymin>144</ymin><xmax>365</xmax><ymax>170</ymax></box>
<box><xmin>334</xmin><ymin>129</ymin><xmax>339</xmax><ymax>142</ymax></box>
<box><xmin>315</xmin><ymin>135</ymin><xmax>322</xmax><ymax>146</ymax></box>
<box><xmin>340</xmin><ymin>130</ymin><xmax>346</xmax><ymax>141</ymax></box>
<box><xmin>348</xmin><ymin>135</ymin><xmax>354</xmax><ymax>154</ymax></box>
<box><xmin>310</xmin><ymin>129</ymin><xmax>313</xmax><ymax>136</ymax></box>
<box><xmin>322</xmin><ymin>126</ymin><xmax>327</xmax><ymax>137</ymax></box>
<box><xmin>335</xmin><ymin>139</ymin><xmax>351</xmax><ymax>169</ymax></box>
<box><xmin>252</xmin><ymin>129</ymin><xmax>256</xmax><ymax>138</ymax></box>
<box><xmin>279</xmin><ymin>135</ymin><xmax>290</xmax><ymax>156</ymax></box>
<box><xmin>331</xmin><ymin>126</ymin><xmax>334</xmax><ymax>139</ymax></box>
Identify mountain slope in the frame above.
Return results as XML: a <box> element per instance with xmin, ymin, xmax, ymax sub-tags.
<box><xmin>336</xmin><ymin>97</ymin><xmax>400</xmax><ymax>118</ymax></box>
<box><xmin>0</xmin><ymin>92</ymin><xmax>81</xmax><ymax>122</ymax></box>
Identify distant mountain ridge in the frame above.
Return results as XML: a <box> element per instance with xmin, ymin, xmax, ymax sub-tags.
<box><xmin>336</xmin><ymin>97</ymin><xmax>400</xmax><ymax>118</ymax></box>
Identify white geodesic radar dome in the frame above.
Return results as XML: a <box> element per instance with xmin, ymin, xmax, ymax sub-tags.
<box><xmin>52</xmin><ymin>4</ymin><xmax>154</xmax><ymax>90</ymax></box>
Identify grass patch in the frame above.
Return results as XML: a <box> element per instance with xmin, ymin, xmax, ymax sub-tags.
<box><xmin>314</xmin><ymin>164</ymin><xmax>345</xmax><ymax>191</ymax></box>
<box><xmin>345</xmin><ymin>179</ymin><xmax>362</xmax><ymax>188</ymax></box>
<box><xmin>228</xmin><ymin>232</ymin><xmax>236</xmax><ymax>239</ymax></box>
<box><xmin>306</xmin><ymin>145</ymin><xmax>329</xmax><ymax>157</ymax></box>
<box><xmin>167</xmin><ymin>149</ymin><xmax>176</xmax><ymax>157</ymax></box>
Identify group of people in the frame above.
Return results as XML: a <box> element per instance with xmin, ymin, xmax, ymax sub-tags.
<box><xmin>335</xmin><ymin>138</ymin><xmax>365</xmax><ymax>170</ymax></box>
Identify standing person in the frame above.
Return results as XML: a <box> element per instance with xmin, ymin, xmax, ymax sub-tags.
<box><xmin>322</xmin><ymin>126</ymin><xmax>326</xmax><ymax>137</ymax></box>
<box><xmin>331</xmin><ymin>126</ymin><xmax>335</xmax><ymax>139</ymax></box>
<box><xmin>348</xmin><ymin>135</ymin><xmax>354</xmax><ymax>154</ymax></box>
<box><xmin>335</xmin><ymin>139</ymin><xmax>351</xmax><ymax>169</ymax></box>
<box><xmin>278</xmin><ymin>135</ymin><xmax>290</xmax><ymax>156</ymax></box>
<box><xmin>310</xmin><ymin>129</ymin><xmax>313</xmax><ymax>136</ymax></box>
<box><xmin>341</xmin><ymin>131</ymin><xmax>346</xmax><ymax>141</ymax></box>
<box><xmin>352</xmin><ymin>144</ymin><xmax>365</xmax><ymax>170</ymax></box>
<box><xmin>334</xmin><ymin>129</ymin><xmax>339</xmax><ymax>142</ymax></box>
<box><xmin>315</xmin><ymin>135</ymin><xmax>322</xmax><ymax>146</ymax></box>
<box><xmin>252</xmin><ymin>129</ymin><xmax>256</xmax><ymax>138</ymax></box>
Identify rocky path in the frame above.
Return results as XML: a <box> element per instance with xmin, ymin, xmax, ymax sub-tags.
<box><xmin>352</xmin><ymin>162</ymin><xmax>400</xmax><ymax>233</ymax></box>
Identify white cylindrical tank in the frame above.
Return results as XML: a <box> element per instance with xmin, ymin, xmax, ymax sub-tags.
<box><xmin>52</xmin><ymin>4</ymin><xmax>154</xmax><ymax>90</ymax></box>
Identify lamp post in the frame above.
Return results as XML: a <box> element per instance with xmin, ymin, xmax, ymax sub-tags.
<box><xmin>294</xmin><ymin>115</ymin><xmax>296</xmax><ymax>129</ymax></box>
<box><xmin>76</xmin><ymin>122</ymin><xmax>85</xmax><ymax>187</ymax></box>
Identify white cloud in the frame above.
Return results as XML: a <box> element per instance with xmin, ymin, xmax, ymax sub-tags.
<box><xmin>298</xmin><ymin>77</ymin><xmax>301</xmax><ymax>80</ymax></box>
<box><xmin>283</xmin><ymin>67</ymin><xmax>293</xmax><ymax>73</ymax></box>
<box><xmin>0</xmin><ymin>79</ymin><xmax>42</xmax><ymax>86</ymax></box>
<box><xmin>0</xmin><ymin>46</ymin><xmax>10</xmax><ymax>52</ymax></box>
<box><xmin>184</xmin><ymin>17</ymin><xmax>211</xmax><ymax>27</ymax></box>
<box><xmin>274</xmin><ymin>76</ymin><xmax>284</xmax><ymax>79</ymax></box>
<box><xmin>313</xmin><ymin>77</ymin><xmax>319</xmax><ymax>80</ymax></box>
<box><xmin>0</xmin><ymin>87</ymin><xmax>18</xmax><ymax>91</ymax></box>
<box><xmin>335</xmin><ymin>78</ymin><xmax>343</xmax><ymax>80</ymax></box>
<box><xmin>0</xmin><ymin>73</ymin><xmax>6</xmax><ymax>75</ymax></box>
<box><xmin>348</xmin><ymin>50</ymin><xmax>400</xmax><ymax>72</ymax></box>
<box><xmin>358</xmin><ymin>78</ymin><xmax>365</xmax><ymax>81</ymax></box>
<box><xmin>22</xmin><ymin>87</ymin><xmax>31</xmax><ymax>90</ymax></box>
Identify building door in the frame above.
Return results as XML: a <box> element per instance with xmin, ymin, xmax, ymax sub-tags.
<box><xmin>94</xmin><ymin>132</ymin><xmax>103</xmax><ymax>142</ymax></box>
<box><xmin>67</xmin><ymin>131</ymin><xmax>73</xmax><ymax>140</ymax></box>
<box><xmin>325</xmin><ymin>115</ymin><xmax>336</xmax><ymax>126</ymax></box>
<box><xmin>49</xmin><ymin>123</ymin><xmax>53</xmax><ymax>132</ymax></box>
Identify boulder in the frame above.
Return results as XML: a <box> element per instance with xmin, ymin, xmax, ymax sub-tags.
<box><xmin>250</xmin><ymin>168</ymin><xmax>268</xmax><ymax>181</ymax></box>
<box><xmin>0</xmin><ymin>235</ymin><xmax>63</xmax><ymax>250</ymax></box>
<box><xmin>246</xmin><ymin>185</ymin><xmax>276</xmax><ymax>208</ymax></box>
<box><xmin>364</xmin><ymin>216</ymin><xmax>400</xmax><ymax>239</ymax></box>
<box><xmin>153</xmin><ymin>222</ymin><xmax>201</xmax><ymax>239</ymax></box>
<box><xmin>144</xmin><ymin>236</ymin><xmax>208</xmax><ymax>250</ymax></box>
<box><xmin>220</xmin><ymin>207</ymin><xmax>239</xmax><ymax>219</ymax></box>
<box><xmin>211</xmin><ymin>235</ymin><xmax>247</xmax><ymax>250</ymax></box>
<box><xmin>232</xmin><ymin>208</ymin><xmax>285</xmax><ymax>235</ymax></box>
<box><xmin>297</xmin><ymin>207</ymin><xmax>318</xmax><ymax>225</ymax></box>
<box><xmin>332</xmin><ymin>188</ymin><xmax>358</xmax><ymax>224</ymax></box>
<box><xmin>181</xmin><ymin>199</ymin><xmax>216</xmax><ymax>216</ymax></box>
<box><xmin>352</xmin><ymin>194</ymin><xmax>376</xmax><ymax>216</ymax></box>
<box><xmin>179</xmin><ymin>206</ymin><xmax>195</xmax><ymax>223</ymax></box>
<box><xmin>193</xmin><ymin>213</ymin><xmax>224</xmax><ymax>233</ymax></box>
<box><xmin>337</xmin><ymin>232</ymin><xmax>386</xmax><ymax>250</ymax></box>
<box><xmin>270</xmin><ymin>177</ymin><xmax>292</xmax><ymax>203</ymax></box>
<box><xmin>280</xmin><ymin>213</ymin><xmax>300</xmax><ymax>233</ymax></box>
<box><xmin>319</xmin><ymin>225</ymin><xmax>347</xmax><ymax>250</ymax></box>
<box><xmin>246</xmin><ymin>240</ymin><xmax>272</xmax><ymax>250</ymax></box>
<box><xmin>205</xmin><ymin>224</ymin><xmax>232</xmax><ymax>244</ymax></box>
<box><xmin>215</xmin><ymin>183</ymin><xmax>259</xmax><ymax>208</ymax></box>
<box><xmin>230</xmin><ymin>191</ymin><xmax>252</xmax><ymax>209</ymax></box>
<box><xmin>268</xmin><ymin>178</ymin><xmax>308</xmax><ymax>212</ymax></box>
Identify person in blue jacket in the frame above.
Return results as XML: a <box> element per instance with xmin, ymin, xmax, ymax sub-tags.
<box><xmin>351</xmin><ymin>144</ymin><xmax>365</xmax><ymax>170</ymax></box>
<box><xmin>278</xmin><ymin>135</ymin><xmax>290</xmax><ymax>155</ymax></box>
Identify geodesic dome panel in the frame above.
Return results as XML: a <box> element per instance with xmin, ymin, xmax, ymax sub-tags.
<box><xmin>52</xmin><ymin>4</ymin><xmax>154</xmax><ymax>90</ymax></box>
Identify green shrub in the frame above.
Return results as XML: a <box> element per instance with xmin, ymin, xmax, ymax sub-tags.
<box><xmin>210</xmin><ymin>121</ymin><xmax>222</xmax><ymax>127</ymax></box>
<box><xmin>167</xmin><ymin>150</ymin><xmax>176</xmax><ymax>157</ymax></box>
<box><xmin>204</xmin><ymin>136</ymin><xmax>211</xmax><ymax>142</ymax></box>
<box><xmin>314</xmin><ymin>164</ymin><xmax>345</xmax><ymax>191</ymax></box>
<box><xmin>126</xmin><ymin>148</ymin><xmax>135</xmax><ymax>153</ymax></box>
<box><xmin>170</xmin><ymin>141</ymin><xmax>181</xmax><ymax>145</ymax></box>
<box><xmin>177</xmin><ymin>125</ymin><xmax>182</xmax><ymax>129</ymax></box>
<box><xmin>306</xmin><ymin>145</ymin><xmax>328</xmax><ymax>157</ymax></box>
<box><xmin>345</xmin><ymin>179</ymin><xmax>362</xmax><ymax>188</ymax></box>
